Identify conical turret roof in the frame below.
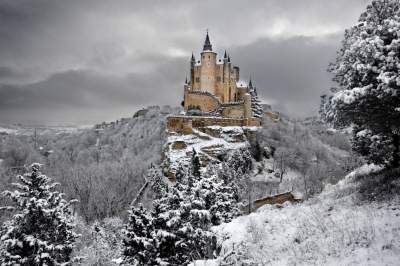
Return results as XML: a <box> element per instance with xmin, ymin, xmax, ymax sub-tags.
<box><xmin>203</xmin><ymin>30</ymin><xmax>212</xmax><ymax>51</ymax></box>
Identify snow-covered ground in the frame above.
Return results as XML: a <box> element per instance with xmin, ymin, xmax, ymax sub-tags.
<box><xmin>192</xmin><ymin>165</ymin><xmax>400</xmax><ymax>266</ymax></box>
<box><xmin>165</xmin><ymin>126</ymin><xmax>251</xmax><ymax>174</ymax></box>
<box><xmin>0</xmin><ymin>127</ymin><xmax>18</xmax><ymax>134</ymax></box>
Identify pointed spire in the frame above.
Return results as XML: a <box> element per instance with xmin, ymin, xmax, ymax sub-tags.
<box><xmin>249</xmin><ymin>76</ymin><xmax>253</xmax><ymax>89</ymax></box>
<box><xmin>191</xmin><ymin>52</ymin><xmax>195</xmax><ymax>62</ymax></box>
<box><xmin>224</xmin><ymin>50</ymin><xmax>227</xmax><ymax>59</ymax></box>
<box><xmin>203</xmin><ymin>29</ymin><xmax>212</xmax><ymax>51</ymax></box>
<box><xmin>185</xmin><ymin>76</ymin><xmax>188</xmax><ymax>84</ymax></box>
<box><xmin>227</xmin><ymin>54</ymin><xmax>231</xmax><ymax>63</ymax></box>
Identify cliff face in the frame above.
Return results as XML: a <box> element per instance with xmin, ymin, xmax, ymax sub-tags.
<box><xmin>163</xmin><ymin>125</ymin><xmax>259</xmax><ymax>181</ymax></box>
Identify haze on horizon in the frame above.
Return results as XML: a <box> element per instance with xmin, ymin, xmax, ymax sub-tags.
<box><xmin>0</xmin><ymin>0</ymin><xmax>370</xmax><ymax>125</ymax></box>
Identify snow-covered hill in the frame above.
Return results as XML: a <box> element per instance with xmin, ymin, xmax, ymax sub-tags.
<box><xmin>192</xmin><ymin>165</ymin><xmax>400</xmax><ymax>266</ymax></box>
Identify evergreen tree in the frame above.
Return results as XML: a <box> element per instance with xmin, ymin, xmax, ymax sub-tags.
<box><xmin>249</xmin><ymin>86</ymin><xmax>263</xmax><ymax>118</ymax></box>
<box><xmin>149</xmin><ymin>160</ymin><xmax>216</xmax><ymax>265</ymax></box>
<box><xmin>151</xmin><ymin>187</ymin><xmax>180</xmax><ymax>265</ymax></box>
<box><xmin>122</xmin><ymin>204</ymin><xmax>156</xmax><ymax>265</ymax></box>
<box><xmin>123</xmin><ymin>149</ymin><xmax>249</xmax><ymax>265</ymax></box>
<box><xmin>0</xmin><ymin>163</ymin><xmax>77</xmax><ymax>266</ymax></box>
<box><xmin>194</xmin><ymin>174</ymin><xmax>241</xmax><ymax>226</ymax></box>
<box><xmin>151</xmin><ymin>178</ymin><xmax>214</xmax><ymax>265</ymax></box>
<box><xmin>191</xmin><ymin>149</ymin><xmax>201</xmax><ymax>178</ymax></box>
<box><xmin>149</xmin><ymin>166</ymin><xmax>168</xmax><ymax>199</ymax></box>
<box><xmin>327</xmin><ymin>0</ymin><xmax>400</xmax><ymax>168</ymax></box>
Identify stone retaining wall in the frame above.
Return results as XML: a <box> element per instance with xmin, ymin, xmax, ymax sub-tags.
<box><xmin>167</xmin><ymin>115</ymin><xmax>261</xmax><ymax>133</ymax></box>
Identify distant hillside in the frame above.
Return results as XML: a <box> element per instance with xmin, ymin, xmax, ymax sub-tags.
<box><xmin>1</xmin><ymin>106</ymin><xmax>359</xmax><ymax>223</ymax></box>
<box><xmin>0</xmin><ymin>106</ymin><xmax>180</xmax><ymax>222</ymax></box>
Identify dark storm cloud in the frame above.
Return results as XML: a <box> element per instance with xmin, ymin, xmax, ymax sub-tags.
<box><xmin>0</xmin><ymin>66</ymin><xmax>17</xmax><ymax>79</ymax></box>
<box><xmin>0</xmin><ymin>0</ymin><xmax>370</xmax><ymax>124</ymax></box>
<box><xmin>230</xmin><ymin>35</ymin><xmax>340</xmax><ymax>117</ymax></box>
<box><xmin>0</xmin><ymin>57</ymin><xmax>185</xmax><ymax>124</ymax></box>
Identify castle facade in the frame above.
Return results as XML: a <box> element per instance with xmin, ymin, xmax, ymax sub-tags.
<box><xmin>168</xmin><ymin>33</ymin><xmax>261</xmax><ymax>133</ymax></box>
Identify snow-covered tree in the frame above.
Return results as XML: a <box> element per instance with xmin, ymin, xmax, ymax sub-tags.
<box><xmin>123</xmin><ymin>147</ymin><xmax>249</xmax><ymax>264</ymax></box>
<box><xmin>191</xmin><ymin>149</ymin><xmax>201</xmax><ymax>178</ymax></box>
<box><xmin>150</xmin><ymin>174</ymin><xmax>214</xmax><ymax>265</ymax></box>
<box><xmin>149</xmin><ymin>187</ymin><xmax>198</xmax><ymax>264</ymax></box>
<box><xmin>249</xmin><ymin>84</ymin><xmax>263</xmax><ymax>118</ymax></box>
<box><xmin>326</xmin><ymin>0</ymin><xmax>400</xmax><ymax>168</ymax></box>
<box><xmin>122</xmin><ymin>204</ymin><xmax>156</xmax><ymax>265</ymax></box>
<box><xmin>200</xmin><ymin>176</ymin><xmax>241</xmax><ymax>225</ymax></box>
<box><xmin>149</xmin><ymin>166</ymin><xmax>168</xmax><ymax>200</ymax></box>
<box><xmin>0</xmin><ymin>163</ymin><xmax>77</xmax><ymax>265</ymax></box>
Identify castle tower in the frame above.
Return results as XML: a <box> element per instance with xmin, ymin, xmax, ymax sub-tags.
<box><xmin>200</xmin><ymin>31</ymin><xmax>217</xmax><ymax>95</ymax></box>
<box><xmin>223</xmin><ymin>51</ymin><xmax>231</xmax><ymax>102</ymax></box>
<box><xmin>190</xmin><ymin>52</ymin><xmax>195</xmax><ymax>86</ymax></box>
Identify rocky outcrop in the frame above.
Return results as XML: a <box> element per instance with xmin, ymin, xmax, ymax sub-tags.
<box><xmin>163</xmin><ymin>126</ymin><xmax>259</xmax><ymax>181</ymax></box>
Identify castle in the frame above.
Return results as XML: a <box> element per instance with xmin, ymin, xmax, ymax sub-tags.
<box><xmin>167</xmin><ymin>32</ymin><xmax>262</xmax><ymax>133</ymax></box>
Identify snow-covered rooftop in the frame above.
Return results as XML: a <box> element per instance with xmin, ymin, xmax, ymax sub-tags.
<box><xmin>236</xmin><ymin>80</ymin><xmax>248</xmax><ymax>88</ymax></box>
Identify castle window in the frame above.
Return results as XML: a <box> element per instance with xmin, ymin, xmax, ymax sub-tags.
<box><xmin>208</xmin><ymin>55</ymin><xmax>210</xmax><ymax>59</ymax></box>
<box><xmin>195</xmin><ymin>77</ymin><xmax>200</xmax><ymax>82</ymax></box>
<box><xmin>216</xmin><ymin>76</ymin><xmax>221</xmax><ymax>82</ymax></box>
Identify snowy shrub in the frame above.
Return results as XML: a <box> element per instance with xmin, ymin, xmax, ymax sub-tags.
<box><xmin>291</xmin><ymin>207</ymin><xmax>377</xmax><ymax>264</ymax></box>
<box><xmin>74</xmin><ymin>216</ymin><xmax>124</xmax><ymax>266</ymax></box>
<box><xmin>246</xmin><ymin>218</ymin><xmax>266</xmax><ymax>245</ymax></box>
<box><xmin>357</xmin><ymin>167</ymin><xmax>400</xmax><ymax>201</ymax></box>
<box><xmin>218</xmin><ymin>241</ymin><xmax>256</xmax><ymax>266</ymax></box>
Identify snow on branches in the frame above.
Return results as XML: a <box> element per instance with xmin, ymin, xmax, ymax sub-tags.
<box><xmin>0</xmin><ymin>163</ymin><xmax>78</xmax><ymax>266</ymax></box>
<box><xmin>325</xmin><ymin>0</ymin><xmax>400</xmax><ymax>167</ymax></box>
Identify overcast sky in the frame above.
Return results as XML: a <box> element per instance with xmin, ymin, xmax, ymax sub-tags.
<box><xmin>0</xmin><ymin>0</ymin><xmax>370</xmax><ymax>125</ymax></box>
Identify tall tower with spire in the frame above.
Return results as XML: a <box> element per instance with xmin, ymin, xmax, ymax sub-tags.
<box><xmin>198</xmin><ymin>31</ymin><xmax>217</xmax><ymax>95</ymax></box>
<box><xmin>186</xmin><ymin>32</ymin><xmax>247</xmax><ymax>112</ymax></box>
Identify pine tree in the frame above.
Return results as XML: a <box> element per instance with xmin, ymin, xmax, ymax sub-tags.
<box><xmin>122</xmin><ymin>204</ymin><xmax>156</xmax><ymax>265</ymax></box>
<box><xmin>249</xmin><ymin>86</ymin><xmax>263</xmax><ymax>118</ymax></box>
<box><xmin>194</xmin><ymin>174</ymin><xmax>241</xmax><ymax>226</ymax></box>
<box><xmin>150</xmin><ymin>166</ymin><xmax>214</xmax><ymax>264</ymax></box>
<box><xmin>149</xmin><ymin>166</ymin><xmax>167</xmax><ymax>199</ymax></box>
<box><xmin>126</xmin><ymin>148</ymin><xmax>250</xmax><ymax>264</ymax></box>
<box><xmin>327</xmin><ymin>0</ymin><xmax>400</xmax><ymax>168</ymax></box>
<box><xmin>191</xmin><ymin>149</ymin><xmax>201</xmax><ymax>178</ymax></box>
<box><xmin>0</xmin><ymin>163</ymin><xmax>77</xmax><ymax>266</ymax></box>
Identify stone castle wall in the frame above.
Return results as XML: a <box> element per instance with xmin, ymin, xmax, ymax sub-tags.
<box><xmin>167</xmin><ymin>115</ymin><xmax>261</xmax><ymax>134</ymax></box>
<box><xmin>184</xmin><ymin>91</ymin><xmax>220</xmax><ymax>113</ymax></box>
<box><xmin>221</xmin><ymin>103</ymin><xmax>245</xmax><ymax>118</ymax></box>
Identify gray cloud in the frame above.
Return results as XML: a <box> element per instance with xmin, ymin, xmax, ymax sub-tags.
<box><xmin>0</xmin><ymin>0</ymin><xmax>370</xmax><ymax>124</ymax></box>
<box><xmin>230</xmin><ymin>34</ymin><xmax>340</xmax><ymax>117</ymax></box>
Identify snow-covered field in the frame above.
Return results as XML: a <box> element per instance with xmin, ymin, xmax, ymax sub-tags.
<box><xmin>192</xmin><ymin>165</ymin><xmax>400</xmax><ymax>266</ymax></box>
